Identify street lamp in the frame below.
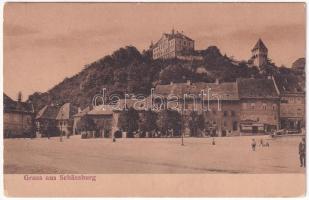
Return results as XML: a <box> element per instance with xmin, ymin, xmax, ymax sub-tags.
<box><xmin>181</xmin><ymin>102</ymin><xmax>185</xmax><ymax>146</ymax></box>
<box><xmin>59</xmin><ymin>113</ymin><xmax>64</xmax><ymax>142</ymax></box>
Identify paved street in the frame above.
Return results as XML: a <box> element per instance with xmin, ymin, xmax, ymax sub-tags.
<box><xmin>4</xmin><ymin>135</ymin><xmax>305</xmax><ymax>174</ymax></box>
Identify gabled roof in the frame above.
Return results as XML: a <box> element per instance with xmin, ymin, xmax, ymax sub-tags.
<box><xmin>36</xmin><ymin>105</ymin><xmax>60</xmax><ymax>120</ymax></box>
<box><xmin>153</xmin><ymin>30</ymin><xmax>194</xmax><ymax>48</ymax></box>
<box><xmin>116</xmin><ymin>97</ymin><xmax>152</xmax><ymax>110</ymax></box>
<box><xmin>237</xmin><ymin>78</ymin><xmax>279</xmax><ymax>99</ymax></box>
<box><xmin>154</xmin><ymin>82</ymin><xmax>239</xmax><ymax>101</ymax></box>
<box><xmin>56</xmin><ymin>103</ymin><xmax>77</xmax><ymax>120</ymax></box>
<box><xmin>252</xmin><ymin>39</ymin><xmax>268</xmax><ymax>52</ymax></box>
<box><xmin>3</xmin><ymin>93</ymin><xmax>34</xmax><ymax>114</ymax></box>
<box><xmin>87</xmin><ymin>105</ymin><xmax>114</xmax><ymax>116</ymax></box>
<box><xmin>73</xmin><ymin>106</ymin><xmax>91</xmax><ymax>117</ymax></box>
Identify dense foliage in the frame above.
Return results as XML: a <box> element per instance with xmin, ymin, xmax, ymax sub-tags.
<box><xmin>27</xmin><ymin>45</ymin><xmax>305</xmax><ymax>112</ymax></box>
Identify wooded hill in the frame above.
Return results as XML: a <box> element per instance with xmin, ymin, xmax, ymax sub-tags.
<box><xmin>27</xmin><ymin>45</ymin><xmax>305</xmax><ymax>112</ymax></box>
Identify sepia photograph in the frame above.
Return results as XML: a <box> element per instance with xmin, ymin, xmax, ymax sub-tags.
<box><xmin>2</xmin><ymin>2</ymin><xmax>306</xmax><ymax>197</ymax></box>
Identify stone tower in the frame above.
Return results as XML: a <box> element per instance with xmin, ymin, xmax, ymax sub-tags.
<box><xmin>251</xmin><ymin>38</ymin><xmax>268</xmax><ymax>68</ymax></box>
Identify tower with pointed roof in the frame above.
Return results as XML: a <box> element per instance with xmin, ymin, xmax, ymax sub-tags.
<box><xmin>251</xmin><ymin>38</ymin><xmax>268</xmax><ymax>68</ymax></box>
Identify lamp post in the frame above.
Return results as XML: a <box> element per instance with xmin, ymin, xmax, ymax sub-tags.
<box><xmin>60</xmin><ymin>121</ymin><xmax>63</xmax><ymax>142</ymax></box>
<box><xmin>181</xmin><ymin>129</ymin><xmax>184</xmax><ymax>146</ymax></box>
<box><xmin>59</xmin><ymin>112</ymin><xmax>64</xmax><ymax>142</ymax></box>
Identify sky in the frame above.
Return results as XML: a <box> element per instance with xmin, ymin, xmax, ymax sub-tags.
<box><xmin>4</xmin><ymin>3</ymin><xmax>306</xmax><ymax>100</ymax></box>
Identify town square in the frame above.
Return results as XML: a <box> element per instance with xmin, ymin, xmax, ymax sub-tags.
<box><xmin>2</xmin><ymin>2</ymin><xmax>306</xmax><ymax>197</ymax></box>
<box><xmin>4</xmin><ymin>135</ymin><xmax>305</xmax><ymax>174</ymax></box>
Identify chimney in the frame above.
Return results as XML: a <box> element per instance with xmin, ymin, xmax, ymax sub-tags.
<box><xmin>186</xmin><ymin>80</ymin><xmax>191</xmax><ymax>85</ymax></box>
<box><xmin>171</xmin><ymin>28</ymin><xmax>175</xmax><ymax>35</ymax></box>
<box><xmin>170</xmin><ymin>81</ymin><xmax>174</xmax><ymax>85</ymax></box>
<box><xmin>215</xmin><ymin>79</ymin><xmax>219</xmax><ymax>84</ymax></box>
<box><xmin>17</xmin><ymin>91</ymin><xmax>22</xmax><ymax>102</ymax></box>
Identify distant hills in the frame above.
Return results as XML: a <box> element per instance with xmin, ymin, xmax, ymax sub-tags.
<box><xmin>27</xmin><ymin>46</ymin><xmax>305</xmax><ymax>112</ymax></box>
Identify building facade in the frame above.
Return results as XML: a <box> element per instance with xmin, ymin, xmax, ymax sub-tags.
<box><xmin>56</xmin><ymin>103</ymin><xmax>77</xmax><ymax>136</ymax></box>
<box><xmin>153</xmin><ymin>81</ymin><xmax>240</xmax><ymax>137</ymax></box>
<box><xmin>3</xmin><ymin>93</ymin><xmax>35</xmax><ymax>138</ymax></box>
<box><xmin>72</xmin><ymin>106</ymin><xmax>91</xmax><ymax>135</ymax></box>
<box><xmin>237</xmin><ymin>78</ymin><xmax>280</xmax><ymax>134</ymax></box>
<box><xmin>280</xmin><ymin>92</ymin><xmax>305</xmax><ymax>131</ymax></box>
<box><xmin>35</xmin><ymin>105</ymin><xmax>60</xmax><ymax>137</ymax></box>
<box><xmin>152</xmin><ymin>29</ymin><xmax>194</xmax><ymax>60</ymax></box>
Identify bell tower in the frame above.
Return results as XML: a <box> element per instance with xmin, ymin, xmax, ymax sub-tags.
<box><xmin>251</xmin><ymin>38</ymin><xmax>268</xmax><ymax>68</ymax></box>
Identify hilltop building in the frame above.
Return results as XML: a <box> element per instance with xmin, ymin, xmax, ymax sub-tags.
<box><xmin>249</xmin><ymin>38</ymin><xmax>268</xmax><ymax>68</ymax></box>
<box><xmin>152</xmin><ymin>29</ymin><xmax>195</xmax><ymax>60</ymax></box>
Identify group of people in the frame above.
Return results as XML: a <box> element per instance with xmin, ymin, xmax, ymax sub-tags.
<box><xmin>251</xmin><ymin>138</ymin><xmax>269</xmax><ymax>151</ymax></box>
<box><xmin>251</xmin><ymin>137</ymin><xmax>306</xmax><ymax>168</ymax></box>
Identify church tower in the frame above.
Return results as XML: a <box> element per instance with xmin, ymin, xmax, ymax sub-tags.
<box><xmin>251</xmin><ymin>38</ymin><xmax>268</xmax><ymax>68</ymax></box>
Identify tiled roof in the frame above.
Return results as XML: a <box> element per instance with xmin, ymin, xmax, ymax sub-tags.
<box><xmin>87</xmin><ymin>105</ymin><xmax>114</xmax><ymax>115</ymax></box>
<box><xmin>164</xmin><ymin>32</ymin><xmax>194</xmax><ymax>42</ymax></box>
<box><xmin>3</xmin><ymin>93</ymin><xmax>34</xmax><ymax>113</ymax></box>
<box><xmin>153</xmin><ymin>31</ymin><xmax>194</xmax><ymax>48</ymax></box>
<box><xmin>56</xmin><ymin>103</ymin><xmax>73</xmax><ymax>120</ymax></box>
<box><xmin>36</xmin><ymin>105</ymin><xmax>60</xmax><ymax>120</ymax></box>
<box><xmin>73</xmin><ymin>106</ymin><xmax>91</xmax><ymax>117</ymax></box>
<box><xmin>116</xmin><ymin>97</ymin><xmax>152</xmax><ymax>110</ymax></box>
<box><xmin>237</xmin><ymin>78</ymin><xmax>279</xmax><ymax>99</ymax></box>
<box><xmin>252</xmin><ymin>39</ymin><xmax>268</xmax><ymax>52</ymax></box>
<box><xmin>154</xmin><ymin>82</ymin><xmax>239</xmax><ymax>101</ymax></box>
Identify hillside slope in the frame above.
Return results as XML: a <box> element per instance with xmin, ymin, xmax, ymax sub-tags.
<box><xmin>27</xmin><ymin>46</ymin><xmax>305</xmax><ymax>112</ymax></box>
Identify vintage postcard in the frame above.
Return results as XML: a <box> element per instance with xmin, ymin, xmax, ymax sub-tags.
<box><xmin>2</xmin><ymin>2</ymin><xmax>306</xmax><ymax>197</ymax></box>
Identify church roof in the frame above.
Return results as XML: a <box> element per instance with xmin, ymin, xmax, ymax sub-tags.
<box><xmin>252</xmin><ymin>39</ymin><xmax>268</xmax><ymax>52</ymax></box>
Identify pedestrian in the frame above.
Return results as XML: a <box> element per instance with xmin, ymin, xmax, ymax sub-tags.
<box><xmin>251</xmin><ymin>138</ymin><xmax>256</xmax><ymax>151</ymax></box>
<box><xmin>212</xmin><ymin>138</ymin><xmax>216</xmax><ymax>145</ymax></box>
<box><xmin>299</xmin><ymin>137</ymin><xmax>306</xmax><ymax>167</ymax></box>
<box><xmin>113</xmin><ymin>134</ymin><xmax>116</xmax><ymax>143</ymax></box>
<box><xmin>259</xmin><ymin>138</ymin><xmax>264</xmax><ymax>147</ymax></box>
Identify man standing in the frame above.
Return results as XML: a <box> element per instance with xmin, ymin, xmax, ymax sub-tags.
<box><xmin>299</xmin><ymin>137</ymin><xmax>306</xmax><ymax>167</ymax></box>
<box><xmin>251</xmin><ymin>138</ymin><xmax>256</xmax><ymax>151</ymax></box>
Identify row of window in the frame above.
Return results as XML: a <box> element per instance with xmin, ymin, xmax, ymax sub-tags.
<box><xmin>243</xmin><ymin>103</ymin><xmax>277</xmax><ymax>111</ymax></box>
<box><xmin>154</xmin><ymin>39</ymin><xmax>193</xmax><ymax>53</ymax></box>
<box><xmin>281</xmin><ymin>97</ymin><xmax>304</xmax><ymax>104</ymax></box>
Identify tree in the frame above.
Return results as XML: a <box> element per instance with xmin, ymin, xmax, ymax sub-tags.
<box><xmin>117</xmin><ymin>107</ymin><xmax>139</xmax><ymax>138</ymax></box>
<box><xmin>139</xmin><ymin>109</ymin><xmax>158</xmax><ymax>137</ymax></box>
<box><xmin>159</xmin><ymin>64</ymin><xmax>193</xmax><ymax>84</ymax></box>
<box><xmin>76</xmin><ymin>115</ymin><xmax>96</xmax><ymax>134</ymax></box>
<box><xmin>188</xmin><ymin>111</ymin><xmax>205</xmax><ymax>137</ymax></box>
<box><xmin>157</xmin><ymin>109</ymin><xmax>182</xmax><ymax>137</ymax></box>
